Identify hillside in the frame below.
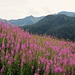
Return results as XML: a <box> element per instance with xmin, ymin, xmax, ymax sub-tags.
<box><xmin>22</xmin><ymin>14</ymin><xmax>75</xmax><ymax>41</ymax></box>
<box><xmin>1</xmin><ymin>22</ymin><xmax>75</xmax><ymax>75</ymax></box>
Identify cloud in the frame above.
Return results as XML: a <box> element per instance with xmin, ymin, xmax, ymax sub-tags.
<box><xmin>0</xmin><ymin>0</ymin><xmax>75</xmax><ymax>19</ymax></box>
<box><xmin>27</xmin><ymin>8</ymin><xmax>40</xmax><ymax>16</ymax></box>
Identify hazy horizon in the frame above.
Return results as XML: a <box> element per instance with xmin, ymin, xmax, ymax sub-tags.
<box><xmin>0</xmin><ymin>0</ymin><xmax>75</xmax><ymax>20</ymax></box>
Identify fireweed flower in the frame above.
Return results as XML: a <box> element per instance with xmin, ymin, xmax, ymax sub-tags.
<box><xmin>54</xmin><ymin>67</ymin><xmax>63</xmax><ymax>73</ymax></box>
<box><xmin>6</xmin><ymin>43</ymin><xmax>9</xmax><ymax>48</ymax></box>
<box><xmin>21</xmin><ymin>44</ymin><xmax>26</xmax><ymax>50</ymax></box>
<box><xmin>5</xmin><ymin>55</ymin><xmax>9</xmax><ymax>59</ymax></box>
<box><xmin>7</xmin><ymin>60</ymin><xmax>11</xmax><ymax>65</ymax></box>
<box><xmin>32</xmin><ymin>66</ymin><xmax>34</xmax><ymax>69</ymax></box>
<box><xmin>0</xmin><ymin>67</ymin><xmax>4</xmax><ymax>73</ymax></box>
<box><xmin>37</xmin><ymin>68</ymin><xmax>40</xmax><ymax>71</ymax></box>
<box><xmin>2</xmin><ymin>41</ymin><xmax>5</xmax><ymax>48</ymax></box>
<box><xmin>1</xmin><ymin>49</ymin><xmax>5</xmax><ymax>54</ymax></box>
<box><xmin>22</xmin><ymin>58</ymin><xmax>25</xmax><ymax>63</ymax></box>
<box><xmin>34</xmin><ymin>73</ymin><xmax>38</xmax><ymax>75</ymax></box>
<box><xmin>11</xmin><ymin>50</ymin><xmax>14</xmax><ymax>56</ymax></box>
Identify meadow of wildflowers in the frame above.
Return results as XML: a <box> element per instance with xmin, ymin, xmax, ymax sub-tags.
<box><xmin>0</xmin><ymin>22</ymin><xmax>75</xmax><ymax>75</ymax></box>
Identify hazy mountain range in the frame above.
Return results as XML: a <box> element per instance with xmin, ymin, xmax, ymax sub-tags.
<box><xmin>8</xmin><ymin>16</ymin><xmax>44</xmax><ymax>26</ymax></box>
<box><xmin>0</xmin><ymin>15</ymin><xmax>44</xmax><ymax>26</ymax></box>
<box><xmin>0</xmin><ymin>11</ymin><xmax>75</xmax><ymax>26</ymax></box>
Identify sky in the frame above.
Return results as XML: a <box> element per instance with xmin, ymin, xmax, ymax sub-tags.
<box><xmin>0</xmin><ymin>0</ymin><xmax>75</xmax><ymax>20</ymax></box>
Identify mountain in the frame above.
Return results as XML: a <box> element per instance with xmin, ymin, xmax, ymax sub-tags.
<box><xmin>58</xmin><ymin>11</ymin><xmax>75</xmax><ymax>17</ymax></box>
<box><xmin>21</xmin><ymin>14</ymin><xmax>75</xmax><ymax>41</ymax></box>
<box><xmin>0</xmin><ymin>18</ymin><xmax>7</xmax><ymax>23</ymax></box>
<box><xmin>0</xmin><ymin>16</ymin><xmax>44</xmax><ymax>26</ymax></box>
<box><xmin>8</xmin><ymin>15</ymin><xmax>44</xmax><ymax>26</ymax></box>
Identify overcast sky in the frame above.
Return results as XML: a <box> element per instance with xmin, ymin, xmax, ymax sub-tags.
<box><xmin>0</xmin><ymin>0</ymin><xmax>75</xmax><ymax>20</ymax></box>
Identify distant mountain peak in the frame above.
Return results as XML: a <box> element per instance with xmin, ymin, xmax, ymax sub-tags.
<box><xmin>30</xmin><ymin>15</ymin><xmax>34</xmax><ymax>17</ymax></box>
<box><xmin>26</xmin><ymin>15</ymin><xmax>34</xmax><ymax>18</ymax></box>
<box><xmin>58</xmin><ymin>11</ymin><xmax>75</xmax><ymax>17</ymax></box>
